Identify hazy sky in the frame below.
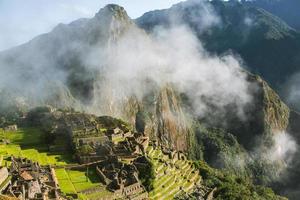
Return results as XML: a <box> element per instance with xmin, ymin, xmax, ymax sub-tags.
<box><xmin>0</xmin><ymin>0</ymin><xmax>183</xmax><ymax>51</ymax></box>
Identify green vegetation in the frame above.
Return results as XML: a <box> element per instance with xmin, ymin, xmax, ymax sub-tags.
<box><xmin>135</xmin><ymin>156</ymin><xmax>155</xmax><ymax>191</ymax></box>
<box><xmin>55</xmin><ymin>167</ymin><xmax>113</xmax><ymax>199</ymax></box>
<box><xmin>1</xmin><ymin>128</ymin><xmax>45</xmax><ymax>146</ymax></box>
<box><xmin>190</xmin><ymin>124</ymin><xmax>248</xmax><ymax>175</ymax></box>
<box><xmin>0</xmin><ymin>145</ymin><xmax>72</xmax><ymax>166</ymax></box>
<box><xmin>97</xmin><ymin>116</ymin><xmax>132</xmax><ymax>132</ymax></box>
<box><xmin>146</xmin><ymin>146</ymin><xmax>201</xmax><ymax>200</ymax></box>
<box><xmin>194</xmin><ymin>161</ymin><xmax>287</xmax><ymax>200</ymax></box>
<box><xmin>0</xmin><ymin>128</ymin><xmax>73</xmax><ymax>166</ymax></box>
<box><xmin>55</xmin><ymin>168</ymin><xmax>102</xmax><ymax>194</ymax></box>
<box><xmin>0</xmin><ymin>127</ymin><xmax>108</xmax><ymax>199</ymax></box>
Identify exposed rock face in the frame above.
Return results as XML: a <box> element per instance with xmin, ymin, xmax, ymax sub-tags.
<box><xmin>156</xmin><ymin>87</ymin><xmax>189</xmax><ymax>151</ymax></box>
<box><xmin>114</xmin><ymin>86</ymin><xmax>190</xmax><ymax>152</ymax></box>
<box><xmin>259</xmin><ymin>76</ymin><xmax>290</xmax><ymax>133</ymax></box>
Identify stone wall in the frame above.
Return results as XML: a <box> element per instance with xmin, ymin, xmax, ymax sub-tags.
<box><xmin>0</xmin><ymin>167</ymin><xmax>9</xmax><ymax>186</ymax></box>
<box><xmin>96</xmin><ymin>166</ymin><xmax>109</xmax><ymax>185</ymax></box>
<box><xmin>78</xmin><ymin>155</ymin><xmax>106</xmax><ymax>164</ymax></box>
<box><xmin>122</xmin><ymin>182</ymin><xmax>144</xmax><ymax>196</ymax></box>
<box><xmin>76</xmin><ymin>136</ymin><xmax>109</xmax><ymax>145</ymax></box>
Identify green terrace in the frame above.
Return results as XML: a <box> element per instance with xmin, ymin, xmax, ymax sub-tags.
<box><xmin>146</xmin><ymin>146</ymin><xmax>201</xmax><ymax>200</ymax></box>
<box><xmin>0</xmin><ymin>127</ymin><xmax>110</xmax><ymax>199</ymax></box>
<box><xmin>0</xmin><ymin>128</ymin><xmax>73</xmax><ymax>166</ymax></box>
<box><xmin>0</xmin><ymin>127</ymin><xmax>202</xmax><ymax>200</ymax></box>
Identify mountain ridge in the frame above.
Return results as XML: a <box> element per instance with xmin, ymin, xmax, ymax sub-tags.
<box><xmin>0</xmin><ymin>2</ymin><xmax>299</xmax><ymax>199</ymax></box>
<box><xmin>137</xmin><ymin>0</ymin><xmax>300</xmax><ymax>112</ymax></box>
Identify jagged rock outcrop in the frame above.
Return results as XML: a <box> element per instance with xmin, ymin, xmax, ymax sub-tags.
<box><xmin>101</xmin><ymin>85</ymin><xmax>190</xmax><ymax>152</ymax></box>
<box><xmin>156</xmin><ymin>87</ymin><xmax>189</xmax><ymax>151</ymax></box>
<box><xmin>258</xmin><ymin>76</ymin><xmax>290</xmax><ymax>133</ymax></box>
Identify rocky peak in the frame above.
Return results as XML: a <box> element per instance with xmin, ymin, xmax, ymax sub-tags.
<box><xmin>94</xmin><ymin>4</ymin><xmax>133</xmax><ymax>43</ymax></box>
<box><xmin>95</xmin><ymin>4</ymin><xmax>131</xmax><ymax>24</ymax></box>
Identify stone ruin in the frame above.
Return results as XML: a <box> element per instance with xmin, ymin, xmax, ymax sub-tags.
<box><xmin>0</xmin><ymin>167</ymin><xmax>10</xmax><ymax>193</ymax></box>
<box><xmin>0</xmin><ymin>157</ymin><xmax>67</xmax><ymax>200</ymax></box>
<box><xmin>74</xmin><ymin>123</ymin><xmax>149</xmax><ymax>164</ymax></box>
<box><xmin>95</xmin><ymin>156</ymin><xmax>148</xmax><ymax>200</ymax></box>
<box><xmin>3</xmin><ymin>125</ymin><xmax>18</xmax><ymax>132</ymax></box>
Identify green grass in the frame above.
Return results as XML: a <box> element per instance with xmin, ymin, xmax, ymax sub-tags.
<box><xmin>55</xmin><ymin>168</ymin><xmax>105</xmax><ymax>198</ymax></box>
<box><xmin>0</xmin><ymin>128</ymin><xmax>44</xmax><ymax>146</ymax></box>
<box><xmin>67</xmin><ymin>169</ymin><xmax>100</xmax><ymax>192</ymax></box>
<box><xmin>0</xmin><ymin>127</ymin><xmax>110</xmax><ymax>199</ymax></box>
<box><xmin>0</xmin><ymin>144</ymin><xmax>72</xmax><ymax>166</ymax></box>
<box><xmin>0</xmin><ymin>128</ymin><xmax>73</xmax><ymax>166</ymax></box>
<box><xmin>85</xmin><ymin>189</ymin><xmax>113</xmax><ymax>199</ymax></box>
<box><xmin>55</xmin><ymin>168</ymin><xmax>77</xmax><ymax>194</ymax></box>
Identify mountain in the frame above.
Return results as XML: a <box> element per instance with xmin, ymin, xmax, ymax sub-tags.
<box><xmin>245</xmin><ymin>0</ymin><xmax>300</xmax><ymax>30</ymax></box>
<box><xmin>0</xmin><ymin>4</ymin><xmax>132</xmax><ymax>105</ymax></box>
<box><xmin>136</xmin><ymin>0</ymin><xmax>300</xmax><ymax>111</ymax></box>
<box><xmin>0</xmin><ymin>2</ymin><xmax>299</xmax><ymax>199</ymax></box>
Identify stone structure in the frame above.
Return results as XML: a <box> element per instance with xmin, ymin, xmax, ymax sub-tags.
<box><xmin>95</xmin><ymin>157</ymin><xmax>148</xmax><ymax>199</ymax></box>
<box><xmin>1</xmin><ymin>157</ymin><xmax>66</xmax><ymax>200</ymax></box>
<box><xmin>4</xmin><ymin>125</ymin><xmax>18</xmax><ymax>132</ymax></box>
<box><xmin>0</xmin><ymin>167</ymin><xmax>10</xmax><ymax>193</ymax></box>
<box><xmin>75</xmin><ymin>125</ymin><xmax>149</xmax><ymax>165</ymax></box>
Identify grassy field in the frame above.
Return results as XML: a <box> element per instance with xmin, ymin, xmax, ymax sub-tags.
<box><xmin>55</xmin><ymin>168</ymin><xmax>111</xmax><ymax>199</ymax></box>
<box><xmin>0</xmin><ymin>128</ymin><xmax>73</xmax><ymax>166</ymax></box>
<box><xmin>0</xmin><ymin>127</ymin><xmax>44</xmax><ymax>146</ymax></box>
<box><xmin>56</xmin><ymin>168</ymin><xmax>101</xmax><ymax>192</ymax></box>
<box><xmin>0</xmin><ymin>127</ymin><xmax>107</xmax><ymax>199</ymax></box>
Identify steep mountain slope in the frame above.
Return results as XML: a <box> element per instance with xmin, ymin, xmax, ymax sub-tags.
<box><xmin>0</xmin><ymin>4</ymin><xmax>133</xmax><ymax>107</ymax></box>
<box><xmin>0</xmin><ymin>3</ymin><xmax>299</xmax><ymax>199</ymax></box>
<box><xmin>0</xmin><ymin>4</ymin><xmax>190</xmax><ymax>153</ymax></box>
<box><xmin>136</xmin><ymin>0</ymin><xmax>300</xmax><ymax>110</ymax></box>
<box><xmin>246</xmin><ymin>0</ymin><xmax>300</xmax><ymax>30</ymax></box>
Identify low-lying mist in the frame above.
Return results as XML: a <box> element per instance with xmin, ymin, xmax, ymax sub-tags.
<box><xmin>86</xmin><ymin>24</ymin><xmax>253</xmax><ymax>120</ymax></box>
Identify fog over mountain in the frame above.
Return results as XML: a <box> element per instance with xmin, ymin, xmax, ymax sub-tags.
<box><xmin>0</xmin><ymin>3</ymin><xmax>253</xmax><ymax>120</ymax></box>
<box><xmin>137</xmin><ymin>0</ymin><xmax>300</xmax><ymax>113</ymax></box>
<box><xmin>0</xmin><ymin>1</ymin><xmax>300</xmax><ymax>199</ymax></box>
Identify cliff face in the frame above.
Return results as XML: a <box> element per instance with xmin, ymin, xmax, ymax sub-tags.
<box><xmin>259</xmin><ymin>76</ymin><xmax>290</xmax><ymax>133</ymax></box>
<box><xmin>119</xmin><ymin>86</ymin><xmax>190</xmax><ymax>152</ymax></box>
<box><xmin>115</xmin><ymin>73</ymin><xmax>292</xmax><ymax>155</ymax></box>
<box><xmin>155</xmin><ymin>87</ymin><xmax>189</xmax><ymax>151</ymax></box>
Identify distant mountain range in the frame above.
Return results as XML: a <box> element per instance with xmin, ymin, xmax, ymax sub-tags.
<box><xmin>137</xmin><ymin>0</ymin><xmax>300</xmax><ymax>111</ymax></box>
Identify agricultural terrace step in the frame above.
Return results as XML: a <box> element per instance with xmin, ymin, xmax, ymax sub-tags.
<box><xmin>154</xmin><ymin>179</ymin><xmax>183</xmax><ymax>200</ymax></box>
<box><xmin>182</xmin><ymin>167</ymin><xmax>194</xmax><ymax>178</ymax></box>
<box><xmin>153</xmin><ymin>174</ymin><xmax>175</xmax><ymax>190</ymax></box>
<box><xmin>183</xmin><ymin>176</ymin><xmax>201</xmax><ymax>191</ymax></box>
<box><xmin>147</xmin><ymin>146</ymin><xmax>153</xmax><ymax>154</ymax></box>
<box><xmin>154</xmin><ymin>171</ymin><xmax>200</xmax><ymax>199</ymax></box>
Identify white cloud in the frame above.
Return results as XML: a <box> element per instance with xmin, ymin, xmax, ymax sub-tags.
<box><xmin>0</xmin><ymin>0</ymin><xmax>184</xmax><ymax>51</ymax></box>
